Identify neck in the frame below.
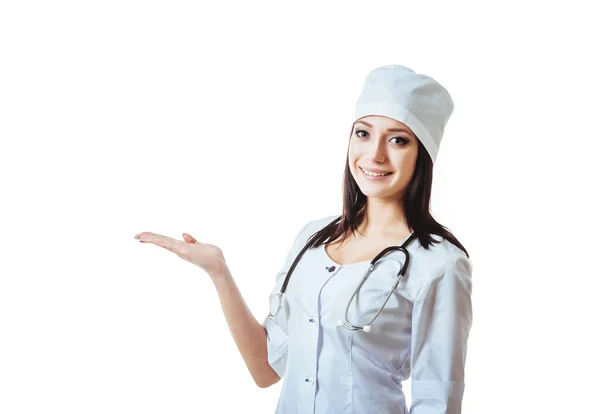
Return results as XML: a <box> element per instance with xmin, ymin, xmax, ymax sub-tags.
<box><xmin>356</xmin><ymin>198</ymin><xmax>409</xmax><ymax>238</ymax></box>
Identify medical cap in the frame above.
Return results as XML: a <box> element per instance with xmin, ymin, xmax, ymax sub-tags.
<box><xmin>353</xmin><ymin>64</ymin><xmax>454</xmax><ymax>163</ymax></box>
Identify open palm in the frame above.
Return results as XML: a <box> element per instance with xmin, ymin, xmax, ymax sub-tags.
<box><xmin>134</xmin><ymin>231</ymin><xmax>226</xmax><ymax>277</ymax></box>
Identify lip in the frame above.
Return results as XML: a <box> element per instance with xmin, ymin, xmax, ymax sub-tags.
<box><xmin>360</xmin><ymin>166</ymin><xmax>391</xmax><ymax>174</ymax></box>
<box><xmin>359</xmin><ymin>166</ymin><xmax>393</xmax><ymax>181</ymax></box>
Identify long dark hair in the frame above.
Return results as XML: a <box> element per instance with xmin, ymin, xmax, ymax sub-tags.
<box><xmin>304</xmin><ymin>126</ymin><xmax>469</xmax><ymax>258</ymax></box>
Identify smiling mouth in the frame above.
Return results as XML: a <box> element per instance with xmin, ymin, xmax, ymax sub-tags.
<box><xmin>359</xmin><ymin>167</ymin><xmax>393</xmax><ymax>177</ymax></box>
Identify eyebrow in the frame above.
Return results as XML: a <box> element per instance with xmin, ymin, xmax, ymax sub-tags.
<box><xmin>354</xmin><ymin>120</ymin><xmax>413</xmax><ymax>135</ymax></box>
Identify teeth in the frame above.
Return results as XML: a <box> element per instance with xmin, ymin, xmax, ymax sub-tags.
<box><xmin>361</xmin><ymin>167</ymin><xmax>390</xmax><ymax>177</ymax></box>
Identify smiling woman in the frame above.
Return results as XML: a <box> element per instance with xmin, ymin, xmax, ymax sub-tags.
<box><xmin>260</xmin><ymin>64</ymin><xmax>473</xmax><ymax>414</ymax></box>
<box><xmin>135</xmin><ymin>64</ymin><xmax>473</xmax><ymax>414</ymax></box>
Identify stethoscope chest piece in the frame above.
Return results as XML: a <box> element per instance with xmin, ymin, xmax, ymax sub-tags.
<box><xmin>269</xmin><ymin>292</ymin><xmax>283</xmax><ymax>318</ymax></box>
<box><xmin>337</xmin><ymin>319</ymin><xmax>372</xmax><ymax>332</ymax></box>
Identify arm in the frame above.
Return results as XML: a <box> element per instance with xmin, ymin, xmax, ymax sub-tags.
<box><xmin>209</xmin><ymin>220</ymin><xmax>312</xmax><ymax>389</ymax></box>
<box><xmin>210</xmin><ymin>268</ymin><xmax>281</xmax><ymax>388</ymax></box>
<box><xmin>409</xmin><ymin>254</ymin><xmax>474</xmax><ymax>414</ymax></box>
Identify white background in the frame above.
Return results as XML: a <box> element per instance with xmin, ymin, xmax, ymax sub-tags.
<box><xmin>1</xmin><ymin>1</ymin><xmax>598</xmax><ymax>413</ymax></box>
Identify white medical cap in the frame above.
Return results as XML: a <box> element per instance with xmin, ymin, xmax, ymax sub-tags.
<box><xmin>353</xmin><ymin>64</ymin><xmax>454</xmax><ymax>163</ymax></box>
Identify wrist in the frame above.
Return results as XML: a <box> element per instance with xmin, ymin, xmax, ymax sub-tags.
<box><xmin>209</xmin><ymin>264</ymin><xmax>231</xmax><ymax>283</ymax></box>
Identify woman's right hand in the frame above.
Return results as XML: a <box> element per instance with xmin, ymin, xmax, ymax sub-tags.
<box><xmin>134</xmin><ymin>231</ymin><xmax>227</xmax><ymax>278</ymax></box>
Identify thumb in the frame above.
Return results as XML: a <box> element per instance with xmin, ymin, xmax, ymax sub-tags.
<box><xmin>182</xmin><ymin>233</ymin><xmax>198</xmax><ymax>244</ymax></box>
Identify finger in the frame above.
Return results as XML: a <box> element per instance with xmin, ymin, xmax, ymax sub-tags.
<box><xmin>182</xmin><ymin>233</ymin><xmax>198</xmax><ymax>244</ymax></box>
<box><xmin>134</xmin><ymin>233</ymin><xmax>148</xmax><ymax>243</ymax></box>
<box><xmin>154</xmin><ymin>235</ymin><xmax>183</xmax><ymax>253</ymax></box>
<box><xmin>137</xmin><ymin>232</ymin><xmax>184</xmax><ymax>254</ymax></box>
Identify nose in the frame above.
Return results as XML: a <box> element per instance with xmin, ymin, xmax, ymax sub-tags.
<box><xmin>365</xmin><ymin>137</ymin><xmax>387</xmax><ymax>163</ymax></box>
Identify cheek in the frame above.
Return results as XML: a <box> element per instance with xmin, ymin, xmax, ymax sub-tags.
<box><xmin>398</xmin><ymin>161</ymin><xmax>414</xmax><ymax>176</ymax></box>
<box><xmin>347</xmin><ymin>142</ymin><xmax>358</xmax><ymax>156</ymax></box>
<box><xmin>347</xmin><ymin>147</ymin><xmax>360</xmax><ymax>167</ymax></box>
<box><xmin>397</xmin><ymin>150</ymin><xmax>418</xmax><ymax>173</ymax></box>
<box><xmin>391</xmin><ymin>156</ymin><xmax>417</xmax><ymax>186</ymax></box>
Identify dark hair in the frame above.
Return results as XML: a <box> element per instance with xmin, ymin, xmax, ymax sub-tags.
<box><xmin>304</xmin><ymin>126</ymin><xmax>470</xmax><ymax>259</ymax></box>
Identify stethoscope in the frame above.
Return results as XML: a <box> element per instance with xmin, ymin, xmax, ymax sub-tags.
<box><xmin>268</xmin><ymin>223</ymin><xmax>417</xmax><ymax>333</ymax></box>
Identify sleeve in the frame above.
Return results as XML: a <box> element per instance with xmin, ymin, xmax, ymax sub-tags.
<box><xmin>409</xmin><ymin>253</ymin><xmax>474</xmax><ymax>414</ymax></box>
<box><xmin>261</xmin><ymin>220</ymin><xmax>313</xmax><ymax>379</ymax></box>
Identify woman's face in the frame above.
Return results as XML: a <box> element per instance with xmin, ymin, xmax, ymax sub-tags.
<box><xmin>348</xmin><ymin>115</ymin><xmax>419</xmax><ymax>201</ymax></box>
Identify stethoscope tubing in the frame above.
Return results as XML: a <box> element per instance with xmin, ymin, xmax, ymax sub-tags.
<box><xmin>269</xmin><ymin>216</ymin><xmax>416</xmax><ymax>332</ymax></box>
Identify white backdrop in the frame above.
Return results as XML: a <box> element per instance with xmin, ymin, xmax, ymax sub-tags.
<box><xmin>1</xmin><ymin>1</ymin><xmax>598</xmax><ymax>413</ymax></box>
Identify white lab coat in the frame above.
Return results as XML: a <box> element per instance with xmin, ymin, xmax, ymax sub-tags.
<box><xmin>262</xmin><ymin>214</ymin><xmax>473</xmax><ymax>414</ymax></box>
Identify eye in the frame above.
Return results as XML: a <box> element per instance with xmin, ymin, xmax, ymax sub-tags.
<box><xmin>390</xmin><ymin>137</ymin><xmax>409</xmax><ymax>145</ymax></box>
<box><xmin>354</xmin><ymin>129</ymin><xmax>408</xmax><ymax>145</ymax></box>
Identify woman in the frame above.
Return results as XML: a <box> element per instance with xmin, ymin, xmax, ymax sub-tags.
<box><xmin>135</xmin><ymin>64</ymin><xmax>473</xmax><ymax>414</ymax></box>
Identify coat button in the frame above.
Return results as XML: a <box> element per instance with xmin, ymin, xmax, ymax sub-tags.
<box><xmin>326</xmin><ymin>265</ymin><xmax>336</xmax><ymax>272</ymax></box>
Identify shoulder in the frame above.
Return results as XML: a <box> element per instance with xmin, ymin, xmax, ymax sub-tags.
<box><xmin>416</xmin><ymin>234</ymin><xmax>473</xmax><ymax>284</ymax></box>
<box><xmin>409</xmin><ymin>236</ymin><xmax>473</xmax><ymax>305</ymax></box>
<box><xmin>298</xmin><ymin>214</ymin><xmax>340</xmax><ymax>239</ymax></box>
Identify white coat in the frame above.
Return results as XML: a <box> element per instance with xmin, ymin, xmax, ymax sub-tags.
<box><xmin>262</xmin><ymin>214</ymin><xmax>473</xmax><ymax>414</ymax></box>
